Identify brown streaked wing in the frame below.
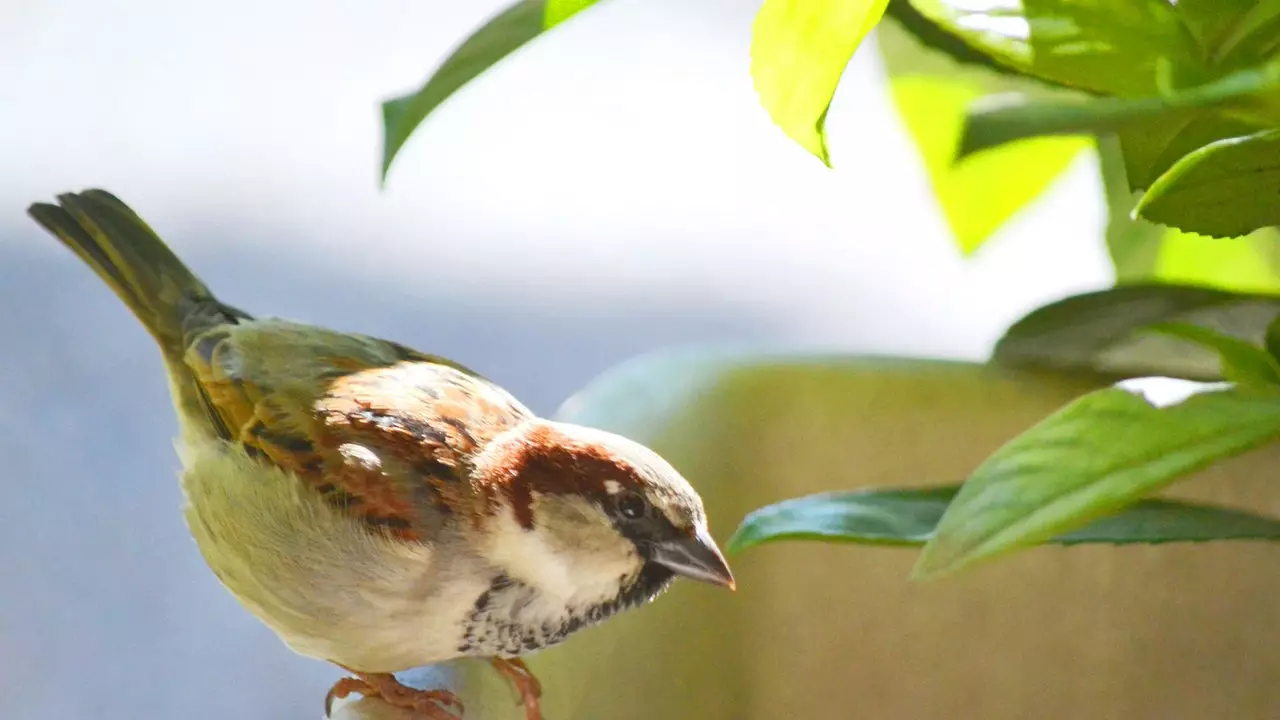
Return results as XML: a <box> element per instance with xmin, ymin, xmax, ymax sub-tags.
<box><xmin>181</xmin><ymin>318</ymin><xmax>529</xmax><ymax>541</ymax></box>
<box><xmin>317</xmin><ymin>360</ymin><xmax>535</xmax><ymax>529</ymax></box>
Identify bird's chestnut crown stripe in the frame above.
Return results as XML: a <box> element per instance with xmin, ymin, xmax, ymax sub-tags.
<box><xmin>482</xmin><ymin>424</ymin><xmax>653</xmax><ymax>530</ymax></box>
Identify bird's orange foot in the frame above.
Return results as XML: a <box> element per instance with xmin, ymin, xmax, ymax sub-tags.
<box><xmin>489</xmin><ymin>657</ymin><xmax>543</xmax><ymax>720</ymax></box>
<box><xmin>326</xmin><ymin>670</ymin><xmax>465</xmax><ymax>719</ymax></box>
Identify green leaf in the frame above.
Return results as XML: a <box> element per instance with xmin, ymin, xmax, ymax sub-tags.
<box><xmin>1174</xmin><ymin>0</ymin><xmax>1260</xmax><ymax>56</ymax></box>
<box><xmin>992</xmin><ymin>284</ymin><xmax>1280</xmax><ymax>378</ymax></box>
<box><xmin>380</xmin><ymin>0</ymin><xmax>603</xmax><ymax>182</ymax></box>
<box><xmin>1137</xmin><ymin>129</ymin><xmax>1280</xmax><ymax>238</ymax></box>
<box><xmin>1101</xmin><ymin>128</ymin><xmax>1280</xmax><ymax>290</ymax></box>
<box><xmin>1145</xmin><ymin>321</ymin><xmax>1280</xmax><ymax>386</ymax></box>
<box><xmin>914</xmin><ymin>378</ymin><xmax>1280</xmax><ymax>579</ymax></box>
<box><xmin>1208</xmin><ymin>0</ymin><xmax>1280</xmax><ymax>67</ymax></box>
<box><xmin>1116</xmin><ymin>116</ymin><xmax>1196</xmax><ymax>192</ymax></box>
<box><xmin>907</xmin><ymin>0</ymin><xmax>1191</xmax><ymax>96</ymax></box>
<box><xmin>1117</xmin><ymin>114</ymin><xmax>1265</xmax><ymax>191</ymax></box>
<box><xmin>730</xmin><ymin>487</ymin><xmax>956</xmax><ymax>549</ymax></box>
<box><xmin>881</xmin><ymin>0</ymin><xmax>1026</xmax><ymax>78</ymax></box>
<box><xmin>958</xmin><ymin>65</ymin><xmax>1280</xmax><ymax>159</ymax></box>
<box><xmin>1059</xmin><ymin>496</ymin><xmax>1280</xmax><ymax>544</ymax></box>
<box><xmin>727</xmin><ymin>485</ymin><xmax>1280</xmax><ymax>552</ymax></box>
<box><xmin>877</xmin><ymin>19</ymin><xmax>1086</xmax><ymax>254</ymax></box>
<box><xmin>751</xmin><ymin>0</ymin><xmax>892</xmax><ymax>165</ymax></box>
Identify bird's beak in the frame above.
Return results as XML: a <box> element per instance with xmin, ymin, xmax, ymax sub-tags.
<box><xmin>650</xmin><ymin>525</ymin><xmax>736</xmax><ymax>590</ymax></box>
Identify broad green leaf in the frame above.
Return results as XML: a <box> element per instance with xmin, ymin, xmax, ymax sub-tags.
<box><xmin>380</xmin><ymin>0</ymin><xmax>604</xmax><ymax>182</ymax></box>
<box><xmin>992</xmin><ymin>284</ymin><xmax>1280</xmax><ymax>378</ymax></box>
<box><xmin>877</xmin><ymin>4</ymin><xmax>1029</xmax><ymax>81</ymax></box>
<box><xmin>1209</xmin><ymin>0</ymin><xmax>1280</xmax><ymax>68</ymax></box>
<box><xmin>1137</xmin><ymin>129</ymin><xmax>1280</xmax><ymax>238</ymax></box>
<box><xmin>878</xmin><ymin>19</ymin><xmax>1085</xmax><ymax>253</ymax></box>
<box><xmin>1118</xmin><ymin>115</ymin><xmax>1264</xmax><ymax>191</ymax></box>
<box><xmin>1104</xmin><ymin>129</ymin><xmax>1280</xmax><ymax>288</ymax></box>
<box><xmin>958</xmin><ymin>65</ymin><xmax>1280</xmax><ymax>159</ymax></box>
<box><xmin>1116</xmin><ymin>116</ymin><xmax>1195</xmax><ymax>192</ymax></box>
<box><xmin>1055</xmin><ymin>495</ymin><xmax>1280</xmax><ymax>544</ymax></box>
<box><xmin>881</xmin><ymin>0</ymin><xmax>1025</xmax><ymax>78</ymax></box>
<box><xmin>1145</xmin><ymin>321</ymin><xmax>1280</xmax><ymax>386</ymax></box>
<box><xmin>914</xmin><ymin>378</ymin><xmax>1280</xmax><ymax>579</ymax></box>
<box><xmin>751</xmin><ymin>0</ymin><xmax>892</xmax><ymax>165</ymax></box>
<box><xmin>728</xmin><ymin>485</ymin><xmax>1280</xmax><ymax>551</ymax></box>
<box><xmin>907</xmin><ymin>0</ymin><xmax>1191</xmax><ymax>96</ymax></box>
<box><xmin>1173</xmin><ymin>0</ymin><xmax>1260</xmax><ymax>56</ymax></box>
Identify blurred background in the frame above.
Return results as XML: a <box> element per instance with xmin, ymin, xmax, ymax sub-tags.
<box><xmin>0</xmin><ymin>1</ymin><xmax>1126</xmax><ymax>719</ymax></box>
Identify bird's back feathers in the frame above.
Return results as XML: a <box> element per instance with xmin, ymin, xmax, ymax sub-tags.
<box><xmin>28</xmin><ymin>189</ymin><xmax>533</xmax><ymax>540</ymax></box>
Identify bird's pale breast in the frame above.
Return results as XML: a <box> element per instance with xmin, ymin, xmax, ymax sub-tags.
<box><xmin>178</xmin><ymin>436</ymin><xmax>491</xmax><ymax>671</ymax></box>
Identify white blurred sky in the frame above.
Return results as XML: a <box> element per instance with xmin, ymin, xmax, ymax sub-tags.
<box><xmin>0</xmin><ymin>0</ymin><xmax>1111</xmax><ymax>359</ymax></box>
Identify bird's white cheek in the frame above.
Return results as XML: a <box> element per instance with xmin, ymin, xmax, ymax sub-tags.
<box><xmin>482</xmin><ymin>504</ymin><xmax>639</xmax><ymax>606</ymax></box>
<box><xmin>483</xmin><ymin>506</ymin><xmax>577</xmax><ymax>599</ymax></box>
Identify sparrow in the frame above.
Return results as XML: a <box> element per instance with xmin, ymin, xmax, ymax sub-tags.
<box><xmin>28</xmin><ymin>190</ymin><xmax>736</xmax><ymax>720</ymax></box>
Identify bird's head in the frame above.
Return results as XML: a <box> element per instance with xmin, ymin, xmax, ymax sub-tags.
<box><xmin>471</xmin><ymin>419</ymin><xmax>734</xmax><ymax>611</ymax></box>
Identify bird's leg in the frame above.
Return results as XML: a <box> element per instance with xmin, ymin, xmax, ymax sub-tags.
<box><xmin>326</xmin><ymin>667</ymin><xmax>465</xmax><ymax>719</ymax></box>
<box><xmin>488</xmin><ymin>657</ymin><xmax>543</xmax><ymax>720</ymax></box>
<box><xmin>326</xmin><ymin>676</ymin><xmax>377</xmax><ymax>714</ymax></box>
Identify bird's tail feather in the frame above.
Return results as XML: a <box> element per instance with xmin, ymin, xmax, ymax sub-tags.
<box><xmin>27</xmin><ymin>189</ymin><xmax>243</xmax><ymax>356</ymax></box>
<box><xmin>28</xmin><ymin>190</ymin><xmax>248</xmax><ymax>432</ymax></box>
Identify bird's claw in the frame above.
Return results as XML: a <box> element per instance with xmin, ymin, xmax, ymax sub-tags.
<box><xmin>326</xmin><ymin>671</ymin><xmax>464</xmax><ymax>719</ymax></box>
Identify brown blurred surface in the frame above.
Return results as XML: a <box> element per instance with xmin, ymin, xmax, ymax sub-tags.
<box><xmin>540</xmin><ymin>356</ymin><xmax>1280</xmax><ymax>720</ymax></box>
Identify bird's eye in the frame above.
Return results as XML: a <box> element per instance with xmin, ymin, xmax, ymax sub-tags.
<box><xmin>615</xmin><ymin>492</ymin><xmax>648</xmax><ymax>520</ymax></box>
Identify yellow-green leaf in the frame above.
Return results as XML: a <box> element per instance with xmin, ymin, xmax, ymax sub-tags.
<box><xmin>908</xmin><ymin>0</ymin><xmax>1189</xmax><ymax>97</ymax></box>
<box><xmin>750</xmin><ymin>0</ymin><xmax>892</xmax><ymax>166</ymax></box>
<box><xmin>890</xmin><ymin>77</ymin><xmax>1087</xmax><ymax>253</ymax></box>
